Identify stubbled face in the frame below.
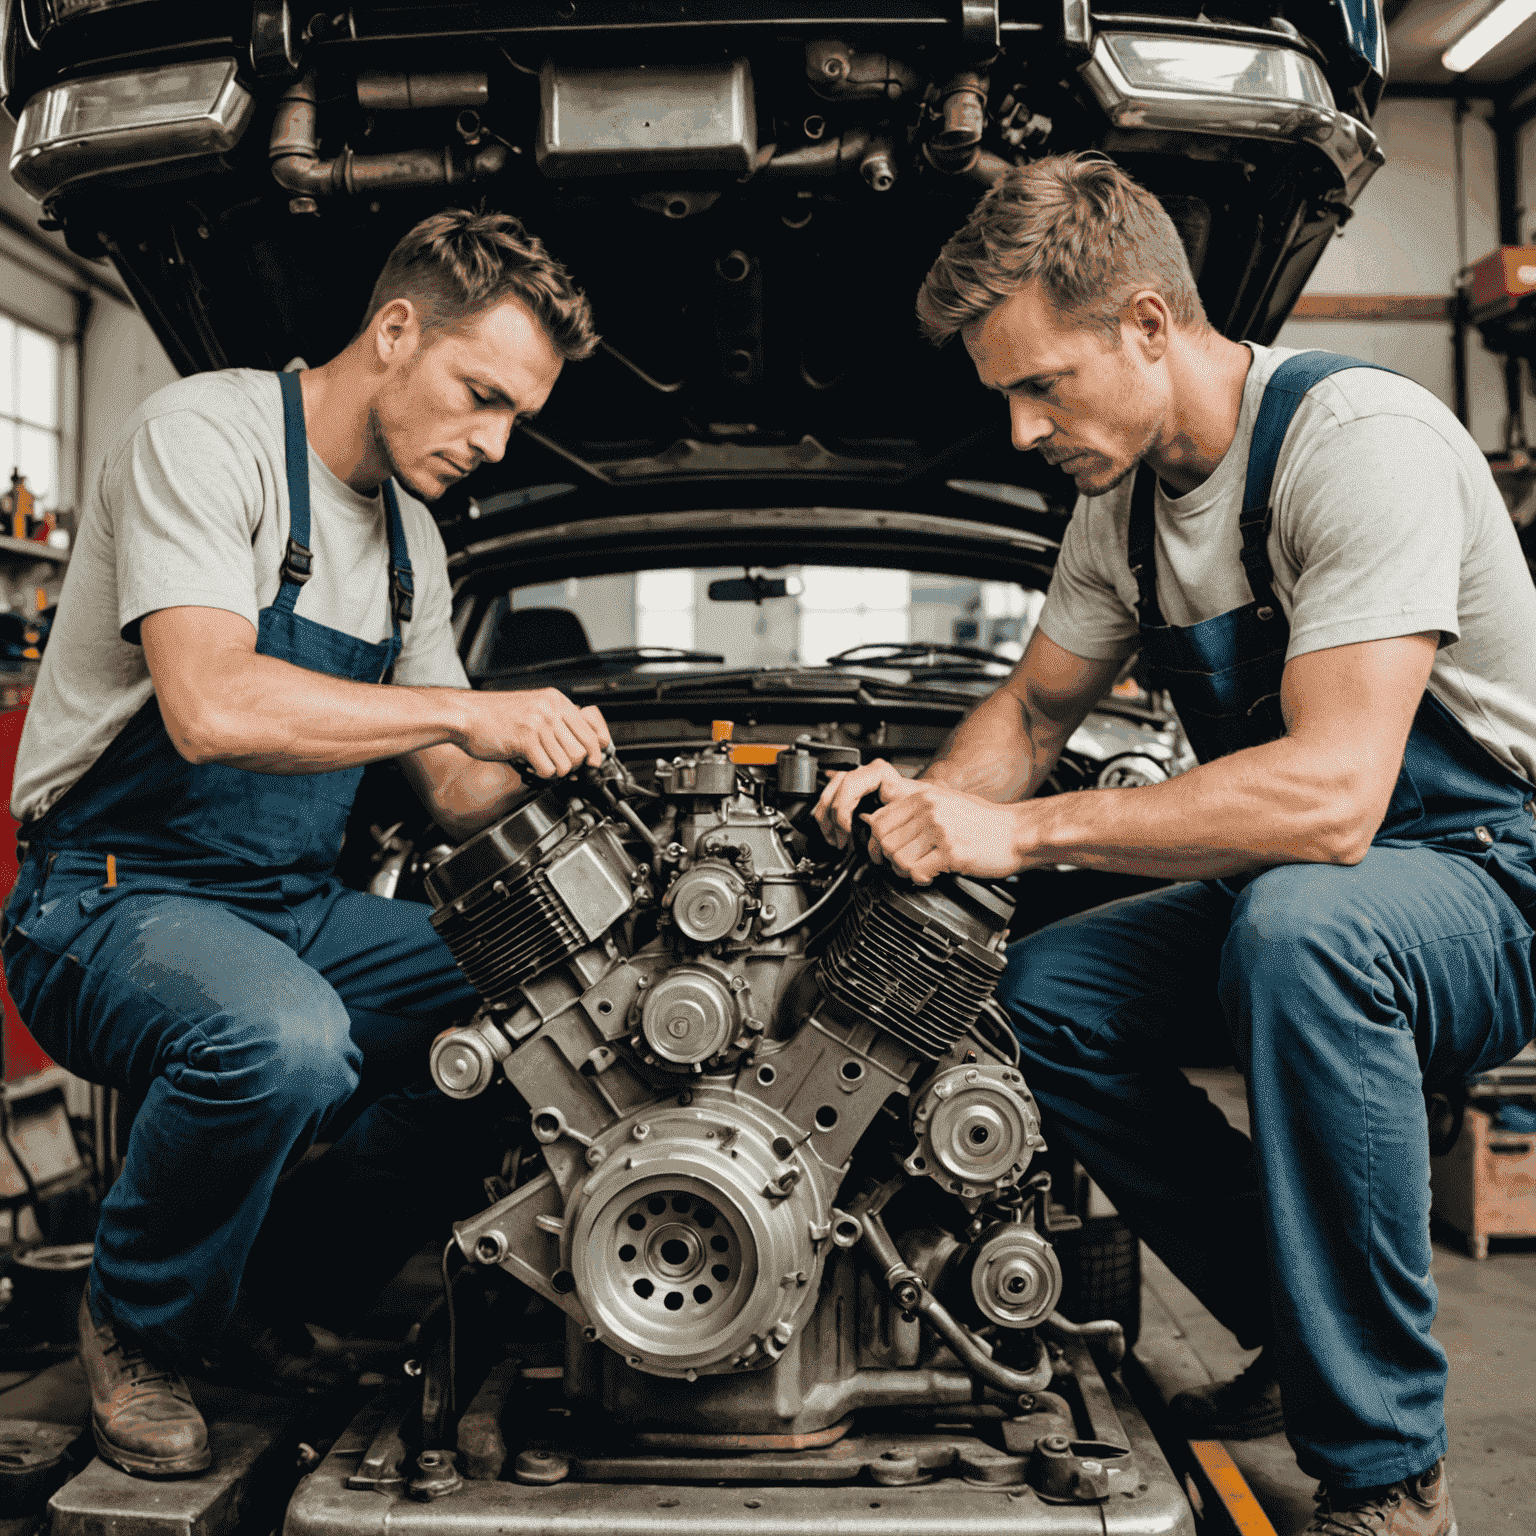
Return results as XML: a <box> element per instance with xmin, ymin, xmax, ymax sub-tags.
<box><xmin>369</xmin><ymin>296</ymin><xmax>564</xmax><ymax>503</ymax></box>
<box><xmin>963</xmin><ymin>281</ymin><xmax>1166</xmax><ymax>499</ymax></box>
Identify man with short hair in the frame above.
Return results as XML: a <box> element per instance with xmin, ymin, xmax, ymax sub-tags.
<box><xmin>818</xmin><ymin>152</ymin><xmax>1536</xmax><ymax>1535</ymax></box>
<box><xmin>2</xmin><ymin>208</ymin><xmax>612</xmax><ymax>1477</ymax></box>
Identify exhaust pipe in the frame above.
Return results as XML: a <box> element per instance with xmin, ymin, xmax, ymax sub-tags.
<box><xmin>270</xmin><ymin>74</ymin><xmax>507</xmax><ymax>203</ymax></box>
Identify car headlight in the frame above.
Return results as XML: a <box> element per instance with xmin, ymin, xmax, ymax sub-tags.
<box><xmin>8</xmin><ymin>56</ymin><xmax>254</xmax><ymax>199</ymax></box>
<box><xmin>1081</xmin><ymin>31</ymin><xmax>1381</xmax><ymax>199</ymax></box>
<box><xmin>1101</xmin><ymin>34</ymin><xmax>1335</xmax><ymax>109</ymax></box>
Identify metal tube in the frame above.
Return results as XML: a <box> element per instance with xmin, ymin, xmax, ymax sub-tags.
<box><xmin>914</xmin><ymin>1290</ymin><xmax>1054</xmax><ymax>1394</ymax></box>
<box><xmin>357</xmin><ymin>71</ymin><xmax>488</xmax><ymax>112</ymax></box>
<box><xmin>858</xmin><ymin>1208</ymin><xmax>1053</xmax><ymax>1397</ymax></box>
<box><xmin>1041</xmin><ymin>1310</ymin><xmax>1126</xmax><ymax>1369</ymax></box>
<box><xmin>270</xmin><ymin>73</ymin><xmax>507</xmax><ymax>200</ymax></box>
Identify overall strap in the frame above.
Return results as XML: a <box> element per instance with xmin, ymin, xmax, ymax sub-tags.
<box><xmin>381</xmin><ymin>480</ymin><xmax>414</xmax><ymax>631</ymax></box>
<box><xmin>1239</xmin><ymin>352</ymin><xmax>1395</xmax><ymax>612</ymax></box>
<box><xmin>275</xmin><ymin>370</ymin><xmax>314</xmax><ymax>614</ymax></box>
<box><xmin>1127</xmin><ymin>463</ymin><xmax>1166</xmax><ymax>626</ymax></box>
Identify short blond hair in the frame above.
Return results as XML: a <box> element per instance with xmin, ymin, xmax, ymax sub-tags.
<box><xmin>360</xmin><ymin>208</ymin><xmax>599</xmax><ymax>360</ymax></box>
<box><xmin>916</xmin><ymin>152</ymin><xmax>1205</xmax><ymax>347</ymax></box>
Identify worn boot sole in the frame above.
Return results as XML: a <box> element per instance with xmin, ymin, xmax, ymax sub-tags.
<box><xmin>92</xmin><ymin>1417</ymin><xmax>213</xmax><ymax>1479</ymax></box>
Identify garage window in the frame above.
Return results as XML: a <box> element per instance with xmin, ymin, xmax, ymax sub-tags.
<box><xmin>0</xmin><ymin>313</ymin><xmax>72</xmax><ymax>515</ymax></box>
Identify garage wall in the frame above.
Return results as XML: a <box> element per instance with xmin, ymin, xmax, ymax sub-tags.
<box><xmin>1275</xmin><ymin>96</ymin><xmax>1523</xmax><ymax>452</ymax></box>
<box><xmin>76</xmin><ymin>298</ymin><xmax>179</xmax><ymax>513</ymax></box>
<box><xmin>1</xmin><ymin>117</ymin><xmax>177</xmax><ymax>532</ymax></box>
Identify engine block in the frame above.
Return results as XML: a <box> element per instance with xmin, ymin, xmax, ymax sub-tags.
<box><xmin>426</xmin><ymin>740</ymin><xmax>1061</xmax><ymax>1432</ymax></box>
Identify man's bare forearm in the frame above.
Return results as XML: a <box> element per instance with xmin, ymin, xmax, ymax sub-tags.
<box><xmin>1010</xmin><ymin>732</ymin><xmax>1370</xmax><ymax>878</ymax></box>
<box><xmin>923</xmin><ymin>684</ymin><xmax>1073</xmax><ymax>802</ymax></box>
<box><xmin>428</xmin><ymin>756</ymin><xmax>528</xmax><ymax>841</ymax></box>
<box><xmin>181</xmin><ymin>650</ymin><xmax>471</xmax><ymax>773</ymax></box>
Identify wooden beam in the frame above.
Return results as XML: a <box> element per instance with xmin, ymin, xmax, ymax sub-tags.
<box><xmin>1290</xmin><ymin>294</ymin><xmax>1452</xmax><ymax>321</ymax></box>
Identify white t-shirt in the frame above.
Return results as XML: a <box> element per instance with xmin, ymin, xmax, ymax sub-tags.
<box><xmin>1038</xmin><ymin>342</ymin><xmax>1536</xmax><ymax>785</ymax></box>
<box><xmin>12</xmin><ymin>368</ymin><xmax>469</xmax><ymax>823</ymax></box>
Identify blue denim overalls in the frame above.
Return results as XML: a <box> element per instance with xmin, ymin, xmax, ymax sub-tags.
<box><xmin>1</xmin><ymin>371</ymin><xmax>481</xmax><ymax>1362</ymax></box>
<box><xmin>1000</xmin><ymin>352</ymin><xmax>1536</xmax><ymax>1487</ymax></box>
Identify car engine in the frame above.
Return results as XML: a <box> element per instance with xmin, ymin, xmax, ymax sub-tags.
<box><xmin>419</xmin><ymin>737</ymin><xmax>1115</xmax><ymax>1442</ymax></box>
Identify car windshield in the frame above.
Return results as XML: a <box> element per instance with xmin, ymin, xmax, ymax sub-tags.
<box><xmin>463</xmin><ymin>566</ymin><xmax>1048</xmax><ymax>681</ymax></box>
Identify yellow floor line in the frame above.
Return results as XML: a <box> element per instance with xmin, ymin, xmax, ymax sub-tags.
<box><xmin>1187</xmin><ymin>1439</ymin><xmax>1281</xmax><ymax>1536</ymax></box>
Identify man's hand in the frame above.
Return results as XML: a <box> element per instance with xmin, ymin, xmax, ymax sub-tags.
<box><xmin>813</xmin><ymin>759</ymin><xmax>909</xmax><ymax>848</ymax></box>
<box><xmin>456</xmin><ymin>689</ymin><xmax>611</xmax><ymax>779</ymax></box>
<box><xmin>862</xmin><ymin>777</ymin><xmax>1022</xmax><ymax>884</ymax></box>
<box><xmin>815</xmin><ymin>762</ymin><xmax>1022</xmax><ymax>883</ymax></box>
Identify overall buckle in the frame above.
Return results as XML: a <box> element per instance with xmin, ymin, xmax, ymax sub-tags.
<box><xmin>391</xmin><ymin>569</ymin><xmax>414</xmax><ymax>624</ymax></box>
<box><xmin>281</xmin><ymin>537</ymin><xmax>313</xmax><ymax>586</ymax></box>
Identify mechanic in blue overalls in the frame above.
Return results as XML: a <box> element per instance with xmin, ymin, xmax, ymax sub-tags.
<box><xmin>820</xmin><ymin>154</ymin><xmax>1535</xmax><ymax>1536</ymax></box>
<box><xmin>0</xmin><ymin>210</ymin><xmax>612</xmax><ymax>1478</ymax></box>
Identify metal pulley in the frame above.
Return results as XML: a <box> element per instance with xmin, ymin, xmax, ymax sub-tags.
<box><xmin>666</xmin><ymin>860</ymin><xmax>748</xmax><ymax>943</ymax></box>
<box><xmin>430</xmin><ymin>1017</ymin><xmax>513</xmax><ymax>1099</ymax></box>
<box><xmin>906</xmin><ymin>1062</ymin><xmax>1043</xmax><ymax>1197</ymax></box>
<box><xmin>967</xmin><ymin>1225</ymin><xmax>1061</xmax><ymax>1329</ymax></box>
<box><xmin>640</xmin><ymin>965</ymin><xmax>739</xmax><ymax>1066</ymax></box>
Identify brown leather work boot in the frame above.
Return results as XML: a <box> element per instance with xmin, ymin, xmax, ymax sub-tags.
<box><xmin>77</xmin><ymin>1289</ymin><xmax>211</xmax><ymax>1478</ymax></box>
<box><xmin>1303</xmin><ymin>1458</ymin><xmax>1458</xmax><ymax>1536</ymax></box>
<box><xmin>1169</xmin><ymin>1347</ymin><xmax>1284</xmax><ymax>1440</ymax></box>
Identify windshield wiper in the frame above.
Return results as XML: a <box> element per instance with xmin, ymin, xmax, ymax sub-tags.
<box><xmin>825</xmin><ymin>641</ymin><xmax>1010</xmax><ymax>670</ymax></box>
<box><xmin>482</xmin><ymin>645</ymin><xmax>728</xmax><ymax>679</ymax></box>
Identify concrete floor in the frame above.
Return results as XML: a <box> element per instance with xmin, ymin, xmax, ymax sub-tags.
<box><xmin>1170</xmin><ymin>1067</ymin><xmax>1536</xmax><ymax>1535</ymax></box>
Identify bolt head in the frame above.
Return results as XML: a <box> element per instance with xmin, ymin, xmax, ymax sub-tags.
<box><xmin>632</xmin><ymin>1122</ymin><xmax>651</xmax><ymax>1141</ymax></box>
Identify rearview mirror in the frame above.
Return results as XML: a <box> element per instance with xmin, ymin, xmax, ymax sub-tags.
<box><xmin>707</xmin><ymin>574</ymin><xmax>802</xmax><ymax>603</ymax></box>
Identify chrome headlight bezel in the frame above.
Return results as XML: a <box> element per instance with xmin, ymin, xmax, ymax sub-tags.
<box><xmin>1080</xmin><ymin>31</ymin><xmax>1382</xmax><ymax>202</ymax></box>
<box><xmin>8</xmin><ymin>56</ymin><xmax>254</xmax><ymax>200</ymax></box>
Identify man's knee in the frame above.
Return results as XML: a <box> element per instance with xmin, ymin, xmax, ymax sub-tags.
<box><xmin>1226</xmin><ymin>863</ymin><xmax>1360</xmax><ymax>956</ymax></box>
<box><xmin>171</xmin><ymin>988</ymin><xmax>360</xmax><ymax>1117</ymax></box>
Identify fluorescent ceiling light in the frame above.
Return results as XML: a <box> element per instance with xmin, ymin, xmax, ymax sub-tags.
<box><xmin>1442</xmin><ymin>0</ymin><xmax>1536</xmax><ymax>73</ymax></box>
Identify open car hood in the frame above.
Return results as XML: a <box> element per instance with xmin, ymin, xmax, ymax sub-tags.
<box><xmin>5</xmin><ymin>1</ymin><xmax>1386</xmax><ymax>553</ymax></box>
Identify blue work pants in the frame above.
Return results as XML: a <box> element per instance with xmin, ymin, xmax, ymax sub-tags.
<box><xmin>1</xmin><ymin>855</ymin><xmax>483</xmax><ymax>1365</ymax></box>
<box><xmin>999</xmin><ymin>846</ymin><xmax>1535</xmax><ymax>1489</ymax></box>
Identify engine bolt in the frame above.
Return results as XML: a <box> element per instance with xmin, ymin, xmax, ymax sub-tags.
<box><xmin>667</xmin><ymin>1019</ymin><xmax>689</xmax><ymax>1038</ymax></box>
<box><xmin>586</xmin><ymin>1146</ymin><xmax>607</xmax><ymax>1167</ymax></box>
<box><xmin>632</xmin><ymin>1123</ymin><xmax>651</xmax><ymax>1142</ymax></box>
<box><xmin>934</xmin><ymin>1081</ymin><xmax>954</xmax><ymax>1100</ymax></box>
<box><xmin>403</xmin><ymin>1359</ymin><xmax>423</xmax><ymax>1378</ymax></box>
<box><xmin>964</xmin><ymin>1068</ymin><xmax>980</xmax><ymax>1084</ymax></box>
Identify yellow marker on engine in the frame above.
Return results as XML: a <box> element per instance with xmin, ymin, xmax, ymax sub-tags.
<box><xmin>105</xmin><ymin>854</ymin><xmax>117</xmax><ymax>888</ymax></box>
<box><xmin>712</xmin><ymin>719</ymin><xmax>734</xmax><ymax>742</ymax></box>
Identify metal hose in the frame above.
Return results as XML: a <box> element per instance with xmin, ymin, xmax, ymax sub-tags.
<box><xmin>1041</xmin><ymin>1310</ymin><xmax>1126</xmax><ymax>1369</ymax></box>
<box><xmin>857</xmin><ymin>1205</ymin><xmax>1053</xmax><ymax>1397</ymax></box>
